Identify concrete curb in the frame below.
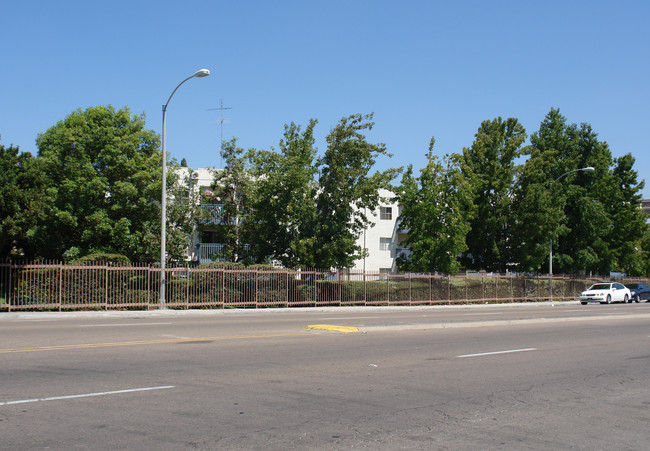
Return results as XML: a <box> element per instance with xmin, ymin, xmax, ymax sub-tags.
<box><xmin>0</xmin><ymin>301</ymin><xmax>581</xmax><ymax>320</ymax></box>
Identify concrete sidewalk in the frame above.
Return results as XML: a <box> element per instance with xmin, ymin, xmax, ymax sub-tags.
<box><xmin>0</xmin><ymin>300</ymin><xmax>581</xmax><ymax>320</ymax></box>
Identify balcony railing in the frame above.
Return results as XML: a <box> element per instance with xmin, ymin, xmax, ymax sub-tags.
<box><xmin>395</xmin><ymin>247</ymin><xmax>412</xmax><ymax>259</ymax></box>
<box><xmin>197</xmin><ymin>243</ymin><xmax>226</xmax><ymax>263</ymax></box>
<box><xmin>199</xmin><ymin>204</ymin><xmax>224</xmax><ymax>225</ymax></box>
<box><xmin>196</xmin><ymin>243</ymin><xmax>251</xmax><ymax>263</ymax></box>
<box><xmin>198</xmin><ymin>204</ymin><xmax>242</xmax><ymax>226</ymax></box>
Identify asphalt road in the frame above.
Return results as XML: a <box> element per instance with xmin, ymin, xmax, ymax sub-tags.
<box><xmin>1</xmin><ymin>302</ymin><xmax>649</xmax><ymax>450</ymax></box>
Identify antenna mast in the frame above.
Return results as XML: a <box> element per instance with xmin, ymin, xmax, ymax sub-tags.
<box><xmin>207</xmin><ymin>99</ymin><xmax>232</xmax><ymax>168</ymax></box>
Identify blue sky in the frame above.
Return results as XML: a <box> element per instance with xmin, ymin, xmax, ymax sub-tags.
<box><xmin>2</xmin><ymin>1</ymin><xmax>649</xmax><ymax>197</ymax></box>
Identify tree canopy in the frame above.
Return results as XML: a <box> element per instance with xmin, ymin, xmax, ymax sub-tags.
<box><xmin>395</xmin><ymin>138</ymin><xmax>474</xmax><ymax>274</ymax></box>
<box><xmin>237</xmin><ymin>113</ymin><xmax>399</xmax><ymax>269</ymax></box>
<box><xmin>2</xmin><ymin>105</ymin><xmax>648</xmax><ymax>276</ymax></box>
<box><xmin>0</xmin><ymin>144</ymin><xmax>49</xmax><ymax>258</ymax></box>
<box><xmin>459</xmin><ymin>117</ymin><xmax>528</xmax><ymax>273</ymax></box>
<box><xmin>32</xmin><ymin>105</ymin><xmax>162</xmax><ymax>261</ymax></box>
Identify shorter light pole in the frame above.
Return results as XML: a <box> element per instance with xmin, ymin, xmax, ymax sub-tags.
<box><xmin>160</xmin><ymin>69</ymin><xmax>210</xmax><ymax>308</ymax></box>
<box><xmin>548</xmin><ymin>166</ymin><xmax>595</xmax><ymax>301</ymax></box>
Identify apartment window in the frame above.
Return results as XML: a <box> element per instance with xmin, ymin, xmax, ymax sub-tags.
<box><xmin>379</xmin><ymin>237</ymin><xmax>392</xmax><ymax>251</ymax></box>
<box><xmin>380</xmin><ymin>206</ymin><xmax>392</xmax><ymax>220</ymax></box>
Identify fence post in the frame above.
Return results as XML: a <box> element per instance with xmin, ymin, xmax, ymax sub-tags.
<box><xmin>313</xmin><ymin>269</ymin><xmax>317</xmax><ymax>307</ymax></box>
<box><xmin>255</xmin><ymin>269</ymin><xmax>259</xmax><ymax>308</ymax></box>
<box><xmin>104</xmin><ymin>264</ymin><xmax>109</xmax><ymax>310</ymax></box>
<box><xmin>481</xmin><ymin>275</ymin><xmax>485</xmax><ymax>303</ymax></box>
<box><xmin>465</xmin><ymin>274</ymin><xmax>468</xmax><ymax>303</ymax></box>
<box><xmin>387</xmin><ymin>273</ymin><xmax>390</xmax><ymax>305</ymax></box>
<box><xmin>221</xmin><ymin>268</ymin><xmax>225</xmax><ymax>308</ymax></box>
<box><xmin>447</xmin><ymin>275</ymin><xmax>451</xmax><ymax>304</ymax></box>
<box><xmin>58</xmin><ymin>261</ymin><xmax>63</xmax><ymax>311</ymax></box>
<box><xmin>9</xmin><ymin>260</ymin><xmax>14</xmax><ymax>312</ymax></box>
<box><xmin>186</xmin><ymin>264</ymin><xmax>190</xmax><ymax>310</ymax></box>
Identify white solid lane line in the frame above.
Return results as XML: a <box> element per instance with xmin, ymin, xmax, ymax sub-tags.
<box><xmin>457</xmin><ymin>348</ymin><xmax>537</xmax><ymax>358</ymax></box>
<box><xmin>319</xmin><ymin>316</ymin><xmax>383</xmax><ymax>320</ymax></box>
<box><xmin>77</xmin><ymin>323</ymin><xmax>173</xmax><ymax>327</ymax></box>
<box><xmin>0</xmin><ymin>386</ymin><xmax>175</xmax><ymax>406</ymax></box>
<box><xmin>462</xmin><ymin>312</ymin><xmax>503</xmax><ymax>315</ymax></box>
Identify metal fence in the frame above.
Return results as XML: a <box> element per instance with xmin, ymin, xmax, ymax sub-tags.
<box><xmin>0</xmin><ymin>260</ymin><xmax>644</xmax><ymax>311</ymax></box>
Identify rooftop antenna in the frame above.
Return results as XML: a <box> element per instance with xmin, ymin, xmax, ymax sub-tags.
<box><xmin>207</xmin><ymin>99</ymin><xmax>232</xmax><ymax>168</ymax></box>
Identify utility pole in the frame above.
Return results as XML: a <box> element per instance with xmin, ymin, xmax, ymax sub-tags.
<box><xmin>207</xmin><ymin>99</ymin><xmax>232</xmax><ymax>168</ymax></box>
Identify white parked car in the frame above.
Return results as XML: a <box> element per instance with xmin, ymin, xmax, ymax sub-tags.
<box><xmin>580</xmin><ymin>282</ymin><xmax>631</xmax><ymax>305</ymax></box>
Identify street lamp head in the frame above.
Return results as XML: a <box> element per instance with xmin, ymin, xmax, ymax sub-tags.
<box><xmin>193</xmin><ymin>68</ymin><xmax>210</xmax><ymax>78</ymax></box>
<box><xmin>583</xmin><ymin>166</ymin><xmax>595</xmax><ymax>172</ymax></box>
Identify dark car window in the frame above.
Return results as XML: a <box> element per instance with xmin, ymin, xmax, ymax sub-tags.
<box><xmin>590</xmin><ymin>284</ymin><xmax>611</xmax><ymax>290</ymax></box>
<box><xmin>614</xmin><ymin>283</ymin><xmax>625</xmax><ymax>290</ymax></box>
<box><xmin>625</xmin><ymin>283</ymin><xmax>639</xmax><ymax>289</ymax></box>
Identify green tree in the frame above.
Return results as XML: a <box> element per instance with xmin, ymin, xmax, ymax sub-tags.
<box><xmin>166</xmin><ymin>166</ymin><xmax>202</xmax><ymax>261</ymax></box>
<box><xmin>527</xmin><ymin>108</ymin><xmax>647</xmax><ymax>276</ymax></box>
<box><xmin>555</xmin><ymin>124</ymin><xmax>613</xmax><ymax>274</ymax></box>
<box><xmin>247</xmin><ymin>120</ymin><xmax>319</xmax><ymax>268</ymax></box>
<box><xmin>509</xmin><ymin>145</ymin><xmax>565</xmax><ymax>273</ymax></box>
<box><xmin>395</xmin><ymin>138</ymin><xmax>474</xmax><ymax>274</ymax></box>
<box><xmin>0</xmin><ymin>144</ymin><xmax>48</xmax><ymax>258</ymax></box>
<box><xmin>209</xmin><ymin>138</ymin><xmax>256</xmax><ymax>262</ymax></box>
<box><xmin>607</xmin><ymin>153</ymin><xmax>647</xmax><ymax>275</ymax></box>
<box><xmin>460</xmin><ymin>117</ymin><xmax>528</xmax><ymax>272</ymax></box>
<box><xmin>312</xmin><ymin>113</ymin><xmax>399</xmax><ymax>269</ymax></box>
<box><xmin>639</xmin><ymin>227</ymin><xmax>650</xmax><ymax>277</ymax></box>
<box><xmin>33</xmin><ymin>105</ymin><xmax>162</xmax><ymax>261</ymax></box>
<box><xmin>531</xmin><ymin>110</ymin><xmax>612</xmax><ymax>274</ymax></box>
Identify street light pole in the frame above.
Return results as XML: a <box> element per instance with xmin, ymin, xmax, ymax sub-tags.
<box><xmin>548</xmin><ymin>166</ymin><xmax>595</xmax><ymax>301</ymax></box>
<box><xmin>161</xmin><ymin>69</ymin><xmax>210</xmax><ymax>308</ymax></box>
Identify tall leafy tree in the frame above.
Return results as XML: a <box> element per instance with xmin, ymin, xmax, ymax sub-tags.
<box><xmin>166</xmin><ymin>166</ymin><xmax>202</xmax><ymax>261</ymax></box>
<box><xmin>210</xmin><ymin>138</ymin><xmax>256</xmax><ymax>262</ymax></box>
<box><xmin>0</xmin><ymin>144</ymin><xmax>48</xmax><ymax>258</ymax></box>
<box><xmin>607</xmin><ymin>153</ymin><xmax>646</xmax><ymax>275</ymax></box>
<box><xmin>312</xmin><ymin>113</ymin><xmax>399</xmax><ymax>269</ymax></box>
<box><xmin>460</xmin><ymin>117</ymin><xmax>527</xmax><ymax>272</ymax></box>
<box><xmin>247</xmin><ymin>120</ymin><xmax>319</xmax><ymax>268</ymax></box>
<box><xmin>555</xmin><ymin>123</ymin><xmax>613</xmax><ymax>274</ymax></box>
<box><xmin>33</xmin><ymin>105</ymin><xmax>162</xmax><ymax>261</ymax></box>
<box><xmin>528</xmin><ymin>108</ymin><xmax>647</xmax><ymax>276</ymax></box>
<box><xmin>509</xmin><ymin>146</ymin><xmax>565</xmax><ymax>273</ymax></box>
<box><xmin>639</xmin><ymin>227</ymin><xmax>650</xmax><ymax>277</ymax></box>
<box><xmin>530</xmin><ymin>110</ymin><xmax>611</xmax><ymax>274</ymax></box>
<box><xmin>395</xmin><ymin>138</ymin><xmax>474</xmax><ymax>274</ymax></box>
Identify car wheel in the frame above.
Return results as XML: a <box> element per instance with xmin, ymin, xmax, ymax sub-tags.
<box><xmin>606</xmin><ymin>294</ymin><xmax>612</xmax><ymax>304</ymax></box>
<box><xmin>624</xmin><ymin>294</ymin><xmax>629</xmax><ymax>303</ymax></box>
<box><xmin>581</xmin><ymin>301</ymin><xmax>587</xmax><ymax>305</ymax></box>
<box><xmin>635</xmin><ymin>296</ymin><xmax>640</xmax><ymax>303</ymax></box>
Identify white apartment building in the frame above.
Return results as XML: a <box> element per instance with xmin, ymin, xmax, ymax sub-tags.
<box><xmin>350</xmin><ymin>189</ymin><xmax>404</xmax><ymax>274</ymax></box>
<box><xmin>177</xmin><ymin>168</ymin><xmax>405</xmax><ymax>271</ymax></box>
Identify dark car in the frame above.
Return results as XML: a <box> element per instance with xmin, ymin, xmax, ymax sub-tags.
<box><xmin>623</xmin><ymin>283</ymin><xmax>650</xmax><ymax>302</ymax></box>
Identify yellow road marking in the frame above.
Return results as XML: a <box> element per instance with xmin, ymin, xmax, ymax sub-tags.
<box><xmin>0</xmin><ymin>333</ymin><xmax>309</xmax><ymax>354</ymax></box>
<box><xmin>305</xmin><ymin>324</ymin><xmax>359</xmax><ymax>333</ymax></box>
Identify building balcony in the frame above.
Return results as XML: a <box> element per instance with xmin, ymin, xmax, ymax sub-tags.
<box><xmin>198</xmin><ymin>204</ymin><xmax>224</xmax><ymax>225</ymax></box>
<box><xmin>198</xmin><ymin>204</ymin><xmax>241</xmax><ymax>226</ymax></box>
<box><xmin>195</xmin><ymin>242</ymin><xmax>251</xmax><ymax>263</ymax></box>
<box><xmin>197</xmin><ymin>243</ymin><xmax>226</xmax><ymax>263</ymax></box>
